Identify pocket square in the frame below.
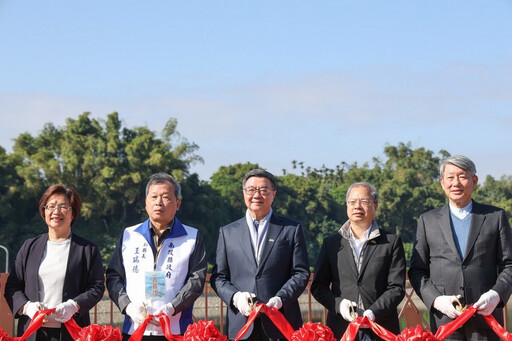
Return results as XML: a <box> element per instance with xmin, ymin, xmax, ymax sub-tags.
<box><xmin>268</xmin><ymin>239</ymin><xmax>275</xmax><ymax>242</ymax></box>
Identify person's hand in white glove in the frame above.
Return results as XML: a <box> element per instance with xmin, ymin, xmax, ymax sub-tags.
<box><xmin>125</xmin><ymin>302</ymin><xmax>146</xmax><ymax>325</ymax></box>
<box><xmin>150</xmin><ymin>302</ymin><xmax>175</xmax><ymax>325</ymax></box>
<box><xmin>473</xmin><ymin>290</ymin><xmax>500</xmax><ymax>316</ymax></box>
<box><xmin>22</xmin><ymin>301</ymin><xmax>45</xmax><ymax>319</ymax></box>
<box><xmin>358</xmin><ymin>309</ymin><xmax>375</xmax><ymax>328</ymax></box>
<box><xmin>233</xmin><ymin>292</ymin><xmax>256</xmax><ymax>317</ymax></box>
<box><xmin>54</xmin><ymin>299</ymin><xmax>79</xmax><ymax>322</ymax></box>
<box><xmin>266</xmin><ymin>296</ymin><xmax>282</xmax><ymax>309</ymax></box>
<box><xmin>433</xmin><ymin>295</ymin><xmax>462</xmax><ymax>319</ymax></box>
<box><xmin>363</xmin><ymin>309</ymin><xmax>375</xmax><ymax>321</ymax></box>
<box><xmin>339</xmin><ymin>299</ymin><xmax>357</xmax><ymax>322</ymax></box>
<box><xmin>154</xmin><ymin>302</ymin><xmax>175</xmax><ymax>317</ymax></box>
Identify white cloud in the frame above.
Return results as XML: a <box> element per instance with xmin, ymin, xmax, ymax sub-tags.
<box><xmin>1</xmin><ymin>61</ymin><xmax>511</xmax><ymax>180</ymax></box>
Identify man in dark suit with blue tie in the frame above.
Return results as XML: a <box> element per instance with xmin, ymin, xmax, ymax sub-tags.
<box><xmin>211</xmin><ymin>169</ymin><xmax>310</xmax><ymax>341</ymax></box>
<box><xmin>409</xmin><ymin>155</ymin><xmax>512</xmax><ymax>340</ymax></box>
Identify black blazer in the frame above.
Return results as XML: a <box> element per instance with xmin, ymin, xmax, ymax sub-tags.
<box><xmin>4</xmin><ymin>233</ymin><xmax>105</xmax><ymax>341</ymax></box>
<box><xmin>311</xmin><ymin>227</ymin><xmax>406</xmax><ymax>340</ymax></box>
<box><xmin>211</xmin><ymin>213</ymin><xmax>310</xmax><ymax>339</ymax></box>
<box><xmin>409</xmin><ymin>201</ymin><xmax>512</xmax><ymax>332</ymax></box>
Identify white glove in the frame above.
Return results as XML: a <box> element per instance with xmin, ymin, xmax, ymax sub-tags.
<box><xmin>154</xmin><ymin>302</ymin><xmax>175</xmax><ymax>317</ymax></box>
<box><xmin>22</xmin><ymin>301</ymin><xmax>45</xmax><ymax>319</ymax></box>
<box><xmin>363</xmin><ymin>309</ymin><xmax>375</xmax><ymax>321</ymax></box>
<box><xmin>339</xmin><ymin>299</ymin><xmax>357</xmax><ymax>322</ymax></box>
<box><xmin>150</xmin><ymin>302</ymin><xmax>175</xmax><ymax>326</ymax></box>
<box><xmin>233</xmin><ymin>292</ymin><xmax>256</xmax><ymax>317</ymax></box>
<box><xmin>125</xmin><ymin>302</ymin><xmax>146</xmax><ymax>325</ymax></box>
<box><xmin>54</xmin><ymin>299</ymin><xmax>79</xmax><ymax>322</ymax></box>
<box><xmin>266</xmin><ymin>296</ymin><xmax>282</xmax><ymax>309</ymax></box>
<box><xmin>433</xmin><ymin>295</ymin><xmax>461</xmax><ymax>319</ymax></box>
<box><xmin>473</xmin><ymin>289</ymin><xmax>500</xmax><ymax>316</ymax></box>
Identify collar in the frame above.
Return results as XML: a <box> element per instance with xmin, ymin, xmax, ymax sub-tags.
<box><xmin>149</xmin><ymin>220</ymin><xmax>172</xmax><ymax>237</ymax></box>
<box><xmin>135</xmin><ymin>217</ymin><xmax>188</xmax><ymax>246</ymax></box>
<box><xmin>339</xmin><ymin>220</ymin><xmax>380</xmax><ymax>240</ymax></box>
<box><xmin>245</xmin><ymin>208</ymin><xmax>273</xmax><ymax>226</ymax></box>
<box><xmin>449</xmin><ymin>200</ymin><xmax>473</xmax><ymax>220</ymax></box>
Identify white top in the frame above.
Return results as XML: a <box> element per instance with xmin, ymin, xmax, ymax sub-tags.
<box><xmin>348</xmin><ymin>226</ymin><xmax>371</xmax><ymax>259</ymax></box>
<box><xmin>38</xmin><ymin>238</ymin><xmax>71</xmax><ymax>328</ymax></box>
<box><xmin>449</xmin><ymin>200</ymin><xmax>473</xmax><ymax>220</ymax></box>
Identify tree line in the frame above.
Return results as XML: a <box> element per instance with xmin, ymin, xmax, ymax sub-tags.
<box><xmin>1</xmin><ymin>112</ymin><xmax>511</xmax><ymax>270</ymax></box>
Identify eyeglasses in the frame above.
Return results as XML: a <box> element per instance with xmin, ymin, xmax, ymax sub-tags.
<box><xmin>44</xmin><ymin>205</ymin><xmax>72</xmax><ymax>212</ymax></box>
<box><xmin>346</xmin><ymin>199</ymin><xmax>374</xmax><ymax>207</ymax></box>
<box><xmin>243</xmin><ymin>186</ymin><xmax>274</xmax><ymax>196</ymax></box>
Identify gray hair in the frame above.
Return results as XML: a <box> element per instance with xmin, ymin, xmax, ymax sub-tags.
<box><xmin>439</xmin><ymin>155</ymin><xmax>477</xmax><ymax>178</ymax></box>
<box><xmin>145</xmin><ymin>172</ymin><xmax>181</xmax><ymax>199</ymax></box>
<box><xmin>242</xmin><ymin>169</ymin><xmax>277</xmax><ymax>190</ymax></box>
<box><xmin>346</xmin><ymin>182</ymin><xmax>379</xmax><ymax>203</ymax></box>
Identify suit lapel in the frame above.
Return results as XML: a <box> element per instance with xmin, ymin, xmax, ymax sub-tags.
<box><xmin>437</xmin><ymin>205</ymin><xmax>462</xmax><ymax>262</ymax></box>
<box><xmin>257</xmin><ymin>214</ymin><xmax>284</xmax><ymax>271</ymax></box>
<box><xmin>235</xmin><ymin>219</ymin><xmax>258</xmax><ymax>266</ymax></box>
<box><xmin>29</xmin><ymin>235</ymin><xmax>49</xmax><ymax>297</ymax></box>
<box><xmin>464</xmin><ymin>201</ymin><xmax>485</xmax><ymax>260</ymax></box>
<box><xmin>339</xmin><ymin>237</ymin><xmax>359</xmax><ymax>277</ymax></box>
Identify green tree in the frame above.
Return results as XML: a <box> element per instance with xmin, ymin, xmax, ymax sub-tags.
<box><xmin>474</xmin><ymin>175</ymin><xmax>512</xmax><ymax>227</ymax></box>
<box><xmin>375</xmin><ymin>143</ymin><xmax>447</xmax><ymax>241</ymax></box>
<box><xmin>8</xmin><ymin>112</ymin><xmax>203</xmax><ymax>265</ymax></box>
<box><xmin>210</xmin><ymin>163</ymin><xmax>259</xmax><ymax>221</ymax></box>
<box><xmin>178</xmin><ymin>173</ymin><xmax>231</xmax><ymax>265</ymax></box>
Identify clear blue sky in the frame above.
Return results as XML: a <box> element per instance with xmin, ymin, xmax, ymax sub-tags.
<box><xmin>1</xmin><ymin>1</ymin><xmax>511</xmax><ymax>181</ymax></box>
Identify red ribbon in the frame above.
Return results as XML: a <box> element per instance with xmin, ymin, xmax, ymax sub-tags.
<box><xmin>342</xmin><ymin>306</ymin><xmax>500</xmax><ymax>341</ymax></box>
<box><xmin>64</xmin><ymin>318</ymin><xmax>83</xmax><ymax>340</ymax></box>
<box><xmin>433</xmin><ymin>306</ymin><xmax>476</xmax><ymax>340</ymax></box>
<box><xmin>483</xmin><ymin>314</ymin><xmax>512</xmax><ymax>341</ymax></box>
<box><xmin>340</xmin><ymin>316</ymin><xmax>396</xmax><ymax>341</ymax></box>
<box><xmin>233</xmin><ymin>303</ymin><xmax>295</xmax><ymax>341</ymax></box>
<box><xmin>128</xmin><ymin>314</ymin><xmax>183</xmax><ymax>341</ymax></box>
<box><xmin>5</xmin><ymin>303</ymin><xmax>512</xmax><ymax>341</ymax></box>
<box><xmin>12</xmin><ymin>308</ymin><xmax>56</xmax><ymax>341</ymax></box>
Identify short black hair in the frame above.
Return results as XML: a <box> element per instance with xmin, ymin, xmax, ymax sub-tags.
<box><xmin>242</xmin><ymin>169</ymin><xmax>277</xmax><ymax>190</ymax></box>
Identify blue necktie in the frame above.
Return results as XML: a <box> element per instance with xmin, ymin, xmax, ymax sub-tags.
<box><xmin>254</xmin><ymin>220</ymin><xmax>263</xmax><ymax>260</ymax></box>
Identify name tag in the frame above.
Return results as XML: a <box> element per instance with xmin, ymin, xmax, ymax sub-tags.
<box><xmin>145</xmin><ymin>271</ymin><xmax>165</xmax><ymax>300</ymax></box>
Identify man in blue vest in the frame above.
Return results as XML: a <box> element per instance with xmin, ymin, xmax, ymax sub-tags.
<box><xmin>107</xmin><ymin>172</ymin><xmax>207</xmax><ymax>340</ymax></box>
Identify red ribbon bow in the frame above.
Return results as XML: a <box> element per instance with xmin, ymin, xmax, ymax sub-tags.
<box><xmin>183</xmin><ymin>320</ymin><xmax>227</xmax><ymax>341</ymax></box>
<box><xmin>290</xmin><ymin>321</ymin><xmax>336</xmax><ymax>341</ymax></box>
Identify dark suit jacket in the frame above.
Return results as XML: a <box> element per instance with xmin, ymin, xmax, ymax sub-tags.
<box><xmin>409</xmin><ymin>201</ymin><xmax>512</xmax><ymax>332</ymax></box>
<box><xmin>311</xmin><ymin>226</ymin><xmax>406</xmax><ymax>340</ymax></box>
<box><xmin>210</xmin><ymin>213</ymin><xmax>310</xmax><ymax>339</ymax></box>
<box><xmin>4</xmin><ymin>233</ymin><xmax>105</xmax><ymax>341</ymax></box>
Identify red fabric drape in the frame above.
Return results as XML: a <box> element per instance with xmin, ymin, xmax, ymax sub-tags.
<box><xmin>128</xmin><ymin>314</ymin><xmax>183</xmax><ymax>341</ymax></box>
<box><xmin>340</xmin><ymin>316</ymin><xmax>396</xmax><ymax>341</ymax></box>
<box><xmin>233</xmin><ymin>304</ymin><xmax>295</xmax><ymax>341</ymax></box>
<box><xmin>3</xmin><ymin>303</ymin><xmax>512</xmax><ymax>341</ymax></box>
